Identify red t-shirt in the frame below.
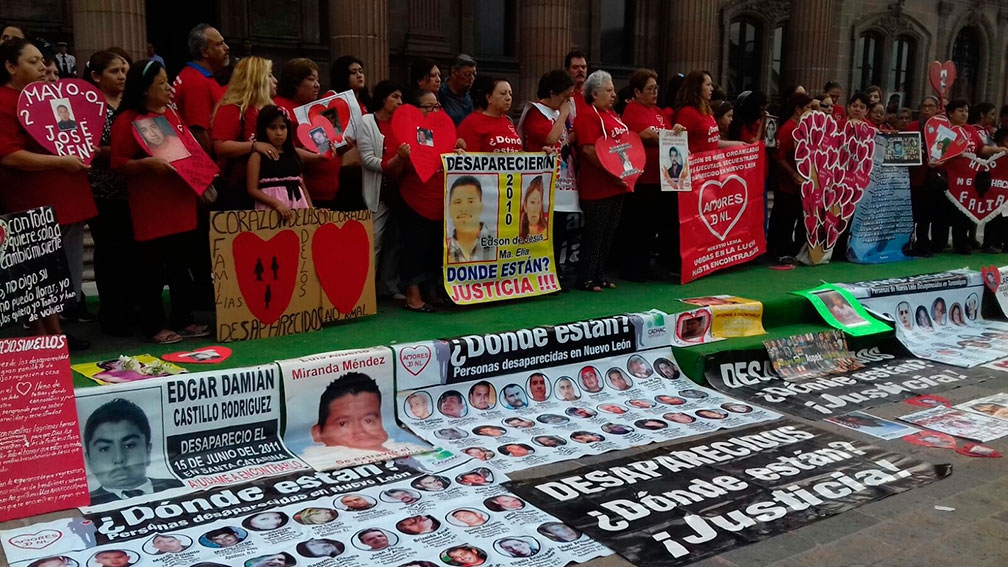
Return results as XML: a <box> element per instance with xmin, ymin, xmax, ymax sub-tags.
<box><xmin>0</xmin><ymin>86</ymin><xmax>96</xmax><ymax>225</ymax></box>
<box><xmin>110</xmin><ymin>108</ymin><xmax>199</xmax><ymax>241</ymax></box>
<box><xmin>739</xmin><ymin>120</ymin><xmax>762</xmax><ymax>143</ymax></box>
<box><xmin>211</xmin><ymin>103</ymin><xmax>259</xmax><ymax>189</ymax></box>
<box><xmin>383</xmin><ymin>120</ymin><xmax>444</xmax><ymax>220</ymax></box>
<box><xmin>273</xmin><ymin>95</ymin><xmax>340</xmax><ymax>201</ymax></box>
<box><xmin>774</xmin><ymin>118</ymin><xmax>800</xmax><ymax>195</ymax></box>
<box><xmin>571</xmin><ymin>90</ymin><xmax>590</xmax><ymax>119</ymax></box>
<box><xmin>676</xmin><ymin>105</ymin><xmax>719</xmax><ymax>154</ymax></box>
<box><xmin>621</xmin><ymin>100</ymin><xmax>667</xmax><ymax>185</ymax></box>
<box><xmin>457</xmin><ymin>112</ymin><xmax>523</xmax><ymax>153</ymax></box>
<box><xmin>831</xmin><ymin>103</ymin><xmax>847</xmax><ymax>125</ymax></box>
<box><xmin>662</xmin><ymin>106</ymin><xmax>676</xmax><ymax>125</ymax></box>
<box><xmin>521</xmin><ymin>105</ymin><xmax>560</xmax><ymax>153</ymax></box>
<box><xmin>172</xmin><ymin>63</ymin><xmax>225</xmax><ymax>131</ymax></box>
<box><xmin>573</xmin><ymin>107</ymin><xmax>633</xmax><ymax>201</ymax></box>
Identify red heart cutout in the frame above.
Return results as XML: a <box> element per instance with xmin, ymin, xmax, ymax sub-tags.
<box><xmin>981</xmin><ymin>265</ymin><xmax>1002</xmax><ymax>292</ymax></box>
<box><xmin>697</xmin><ymin>174</ymin><xmax>748</xmax><ymax>240</ymax></box>
<box><xmin>131</xmin><ymin>112</ymin><xmax>218</xmax><ymax>195</ymax></box>
<box><xmin>928</xmin><ymin>61</ymin><xmax>956</xmax><ymax>102</ymax></box>
<box><xmin>312</xmin><ymin>221</ymin><xmax>371</xmax><ymax>313</ymax></box>
<box><xmin>923</xmin><ymin>115</ymin><xmax>969</xmax><ymax>165</ymax></box>
<box><xmin>232</xmin><ymin>230</ymin><xmax>300</xmax><ymax>325</ymax></box>
<box><xmin>297</xmin><ymin>116</ymin><xmax>338</xmax><ymax>157</ymax></box>
<box><xmin>905</xmin><ymin>395</ymin><xmax>951</xmax><ymax>408</ymax></box>
<box><xmin>162</xmin><ymin>346</ymin><xmax>233</xmax><ymax>364</ymax></box>
<box><xmin>307</xmin><ymin>95</ymin><xmax>352</xmax><ymax>145</ymax></box>
<box><xmin>17</xmin><ymin>79</ymin><xmax>106</xmax><ymax>165</ymax></box>
<box><xmin>956</xmin><ymin>443</ymin><xmax>1002</xmax><ymax>458</ymax></box>
<box><xmin>675</xmin><ymin>308</ymin><xmax>712</xmax><ymax>343</ymax></box>
<box><xmin>902</xmin><ymin>431</ymin><xmax>957</xmax><ymax>450</ymax></box>
<box><xmin>391</xmin><ymin>104</ymin><xmax>457</xmax><ymax>183</ymax></box>
<box><xmin>399</xmin><ymin>344</ymin><xmax>432</xmax><ymax>376</ymax></box>
<box><xmin>595</xmin><ymin>132</ymin><xmax>645</xmax><ymax>190</ymax></box>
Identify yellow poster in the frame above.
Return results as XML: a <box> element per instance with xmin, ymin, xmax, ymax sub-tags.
<box><xmin>681</xmin><ymin>295</ymin><xmax>766</xmax><ymax>338</ymax></box>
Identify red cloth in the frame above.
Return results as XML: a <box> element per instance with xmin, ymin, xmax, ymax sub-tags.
<box><xmin>675</xmin><ymin>105</ymin><xmax>720</xmax><ymax>154</ymax></box>
<box><xmin>0</xmin><ymin>86</ymin><xmax>96</xmax><ymax>225</ymax></box>
<box><xmin>383</xmin><ymin>123</ymin><xmax>443</xmax><ymax>220</ymax></box>
<box><xmin>662</xmin><ymin>106</ymin><xmax>676</xmax><ymax>125</ymax></box>
<box><xmin>172</xmin><ymin>63</ymin><xmax>225</xmax><ymax>131</ymax></box>
<box><xmin>457</xmin><ymin>112</ymin><xmax>523</xmax><ymax>153</ymax></box>
<box><xmin>621</xmin><ymin>100</ymin><xmax>667</xmax><ymax>185</ymax></box>
<box><xmin>739</xmin><ymin>120</ymin><xmax>761</xmax><ymax>143</ymax></box>
<box><xmin>571</xmin><ymin>90</ymin><xmax>590</xmax><ymax>118</ymax></box>
<box><xmin>521</xmin><ymin>106</ymin><xmax>559</xmax><ymax>153</ymax></box>
<box><xmin>110</xmin><ymin>109</ymin><xmax>199</xmax><ymax>241</ymax></box>
<box><xmin>211</xmin><ymin>103</ymin><xmax>259</xmax><ymax>193</ymax></box>
<box><xmin>831</xmin><ymin>103</ymin><xmax>847</xmax><ymax>125</ymax></box>
<box><xmin>573</xmin><ymin>106</ymin><xmax>632</xmax><ymax>201</ymax></box>
<box><xmin>273</xmin><ymin>95</ymin><xmax>340</xmax><ymax>201</ymax></box>
<box><xmin>774</xmin><ymin>118</ymin><xmax>800</xmax><ymax>195</ymax></box>
<box><xmin>961</xmin><ymin>124</ymin><xmax>985</xmax><ymax>154</ymax></box>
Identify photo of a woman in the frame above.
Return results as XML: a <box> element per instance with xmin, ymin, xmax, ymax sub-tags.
<box><xmin>519</xmin><ymin>175</ymin><xmax>548</xmax><ymax>239</ymax></box>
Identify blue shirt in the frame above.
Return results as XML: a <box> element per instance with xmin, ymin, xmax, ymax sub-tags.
<box><xmin>439</xmin><ymin>82</ymin><xmax>473</xmax><ymax>126</ymax></box>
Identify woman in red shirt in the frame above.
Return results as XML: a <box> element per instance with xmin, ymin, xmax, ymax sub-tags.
<box><xmin>768</xmin><ymin>92</ymin><xmax>813</xmax><ymax>263</ymax></box>
<box><xmin>458</xmin><ymin>76</ymin><xmax>523</xmax><ymax>152</ymax></box>
<box><xmin>944</xmin><ymin>98</ymin><xmax>1000</xmax><ymax>255</ymax></box>
<box><xmin>619</xmin><ymin>68</ymin><xmax>670</xmax><ymax>281</ymax></box>
<box><xmin>274</xmin><ymin>58</ymin><xmax>335</xmax><ymax>208</ymax></box>
<box><xmin>329</xmin><ymin>55</ymin><xmax>371</xmax><ymax>211</ymax></box>
<box><xmin>672</xmin><ymin>70</ymin><xmax>745</xmax><ymax>153</ymax></box>
<box><xmin>0</xmin><ymin>39</ymin><xmax>95</xmax><ymax>349</ymax></box>
<box><xmin>573</xmin><ymin>70</ymin><xmax>631</xmax><ymax>292</ymax></box>
<box><xmin>211</xmin><ymin>56</ymin><xmax>278</xmax><ymax>209</ymax></box>
<box><xmin>110</xmin><ymin>60</ymin><xmax>211</xmax><ymax>343</ymax></box>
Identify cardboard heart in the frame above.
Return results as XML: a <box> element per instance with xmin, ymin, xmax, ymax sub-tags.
<box><xmin>923</xmin><ymin>115</ymin><xmax>968</xmax><ymax>165</ymax></box>
<box><xmin>162</xmin><ymin>346</ymin><xmax>233</xmax><ymax>364</ymax></box>
<box><xmin>307</xmin><ymin>96</ymin><xmax>352</xmax><ymax>145</ymax></box>
<box><xmin>928</xmin><ymin>61</ymin><xmax>956</xmax><ymax>102</ymax></box>
<box><xmin>698</xmin><ymin>174</ymin><xmax>748</xmax><ymax>240</ymax></box>
<box><xmin>17</xmin><ymin>79</ymin><xmax>106</xmax><ymax>165</ymax></box>
<box><xmin>15</xmin><ymin>382</ymin><xmax>31</xmax><ymax>396</ymax></box>
<box><xmin>905</xmin><ymin>395</ymin><xmax>951</xmax><ymax>408</ymax></box>
<box><xmin>956</xmin><ymin>443</ymin><xmax>1001</xmax><ymax>458</ymax></box>
<box><xmin>232</xmin><ymin>230</ymin><xmax>300</xmax><ymax>325</ymax></box>
<box><xmin>296</xmin><ymin>116</ymin><xmax>338</xmax><ymax>158</ymax></box>
<box><xmin>944</xmin><ymin>153</ymin><xmax>1008</xmax><ymax>223</ymax></box>
<box><xmin>399</xmin><ymin>345</ymin><xmax>432</xmax><ymax>376</ymax></box>
<box><xmin>595</xmin><ymin>132</ymin><xmax>645</xmax><ymax>191</ymax></box>
<box><xmin>132</xmin><ymin>112</ymin><xmax>218</xmax><ymax>195</ymax></box>
<box><xmin>391</xmin><ymin>104</ymin><xmax>457</xmax><ymax>182</ymax></box>
<box><xmin>981</xmin><ymin>265</ymin><xmax>1002</xmax><ymax>292</ymax></box>
<box><xmin>902</xmin><ymin>431</ymin><xmax>957</xmax><ymax>449</ymax></box>
<box><xmin>675</xmin><ymin>309</ymin><xmax>712</xmax><ymax>343</ymax></box>
<box><xmin>312</xmin><ymin>221</ymin><xmax>371</xmax><ymax>314</ymax></box>
<box><xmin>8</xmin><ymin>529</ymin><xmax>62</xmax><ymax>549</ymax></box>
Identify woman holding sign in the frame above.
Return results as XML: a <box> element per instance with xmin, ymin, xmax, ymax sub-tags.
<box><xmin>671</xmin><ymin>71</ymin><xmax>746</xmax><ymax>153</ymax></box>
<box><xmin>110</xmin><ymin>59</ymin><xmax>208</xmax><ymax>344</ymax></box>
<box><xmin>0</xmin><ymin>38</ymin><xmax>95</xmax><ymax>349</ymax></box>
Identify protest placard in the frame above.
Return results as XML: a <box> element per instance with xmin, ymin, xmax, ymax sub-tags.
<box><xmin>680</xmin><ymin>295</ymin><xmax>766</xmax><ymax>338</ymax></box>
<box><xmin>658</xmin><ymin>130</ymin><xmax>691</xmax><ymax>191</ymax></box>
<box><xmin>17</xmin><ymin>79</ymin><xmax>105</xmax><ymax>164</ymax></box>
<box><xmin>0</xmin><ymin>206</ymin><xmax>74</xmax><ymax>328</ymax></box>
<box><xmin>846</xmin><ymin>133</ymin><xmax>914</xmax><ymax>263</ymax></box>
<box><xmin>899</xmin><ymin>406</ymin><xmax>1008</xmax><ymax>442</ymax></box>
<box><xmin>793</xmin><ymin>283</ymin><xmax>890</xmax><ymax>336</ymax></box>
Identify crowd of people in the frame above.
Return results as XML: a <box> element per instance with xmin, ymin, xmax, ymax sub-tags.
<box><xmin>2</xmin><ymin>22</ymin><xmax>1008</xmax><ymax>348</ymax></box>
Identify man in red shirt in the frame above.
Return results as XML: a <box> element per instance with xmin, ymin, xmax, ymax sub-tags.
<box><xmin>565</xmin><ymin>50</ymin><xmax>590</xmax><ymax>121</ymax></box>
<box><xmin>172</xmin><ymin>23</ymin><xmax>230</xmax><ymax>154</ymax></box>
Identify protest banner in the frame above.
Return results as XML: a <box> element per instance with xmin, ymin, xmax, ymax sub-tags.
<box><xmin>441</xmin><ymin>153</ymin><xmax>559</xmax><ymax>304</ymax></box>
<box><xmin>210</xmin><ymin>208</ymin><xmax>375</xmax><ymax>342</ymax></box>
<box><xmin>944</xmin><ymin>152</ymin><xmax>1008</xmax><ymax>224</ymax></box>
<box><xmin>2</xmin><ymin>457</ymin><xmax>610</xmax><ymax>567</ymax></box>
<box><xmin>899</xmin><ymin>406</ymin><xmax>1008</xmax><ymax>442</ymax></box>
<box><xmin>0</xmin><ymin>206</ymin><xmax>74</xmax><ymax>328</ymax></box>
<box><xmin>658</xmin><ymin>130</ymin><xmax>691</xmax><ymax>191</ymax></box>
<box><xmin>506</xmin><ymin>421</ymin><xmax>950</xmax><ymax>567</ymax></box>
<box><xmin>846</xmin><ymin>139</ymin><xmax>914</xmax><ymax>262</ymax></box>
<box><xmin>954</xmin><ymin>393</ymin><xmax>1008</xmax><ymax>422</ymax></box>
<box><xmin>880</xmin><ymin>132</ymin><xmax>922</xmax><ymax>166</ymax></box>
<box><xmin>72</xmin><ymin>354</ymin><xmax>186</xmax><ymax>385</ymax></box>
<box><xmin>825</xmin><ymin>411</ymin><xmax>919</xmax><ymax>440</ymax></box>
<box><xmin>839</xmin><ymin>269</ymin><xmax>1008</xmax><ymax>367</ymax></box>
<box><xmin>0</xmin><ymin>336</ymin><xmax>89</xmax><ymax>521</ymax></box>
<box><xmin>763</xmin><ymin>330</ymin><xmax>862</xmax><ymax>381</ymax></box>
<box><xmin>793</xmin><ymin>283</ymin><xmax>890</xmax><ymax>336</ymax></box>
<box><xmin>279</xmin><ymin>346</ymin><xmax>430</xmax><ymax>471</ymax></box>
<box><xmin>131</xmin><ymin>111</ymin><xmax>218</xmax><ymax>196</ymax></box>
<box><xmin>17</xmin><ymin>79</ymin><xmax>105</xmax><ymax>164</ymax></box>
<box><xmin>680</xmin><ymin>295</ymin><xmax>766</xmax><ymax>338</ymax></box>
<box><xmin>74</xmin><ymin>364</ymin><xmax>308</xmax><ymax>512</ymax></box>
<box><xmin>704</xmin><ymin>342</ymin><xmax>989</xmax><ymax>420</ymax></box>
<box><xmin>678</xmin><ymin>142</ymin><xmax>765</xmax><ymax>283</ymax></box>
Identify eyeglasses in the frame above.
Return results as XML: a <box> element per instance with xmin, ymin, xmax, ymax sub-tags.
<box><xmin>644</xmin><ymin>85</ymin><xmax>659</xmax><ymax>93</ymax></box>
<box><xmin>419</xmin><ymin>103</ymin><xmax>442</xmax><ymax>111</ymax></box>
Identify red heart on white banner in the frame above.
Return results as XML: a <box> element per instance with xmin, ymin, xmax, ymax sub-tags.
<box><xmin>698</xmin><ymin>174</ymin><xmax>747</xmax><ymax>240</ymax></box>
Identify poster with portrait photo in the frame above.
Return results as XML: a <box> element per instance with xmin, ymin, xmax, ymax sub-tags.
<box><xmin>132</xmin><ymin>115</ymin><xmax>191</xmax><ymax>162</ymax></box>
<box><xmin>763</xmin><ymin>114</ymin><xmax>778</xmax><ymax>149</ymax></box>
<box><xmin>658</xmin><ymin>130</ymin><xmax>691</xmax><ymax>192</ymax></box>
<box><xmin>954</xmin><ymin>393</ymin><xmax>1008</xmax><ymax>423</ymax></box>
<box><xmin>444</xmin><ymin>173</ymin><xmax>499</xmax><ymax>265</ymax></box>
<box><xmin>899</xmin><ymin>406</ymin><xmax>1008</xmax><ymax>442</ymax></box>
<box><xmin>292</xmin><ymin>90</ymin><xmax>363</xmax><ymax>142</ymax></box>
<box><xmin>794</xmin><ymin>283</ymin><xmax>890</xmax><ymax>336</ymax></box>
<box><xmin>763</xmin><ymin>330</ymin><xmax>863</xmax><ymax>381</ymax></box>
<box><xmin>825</xmin><ymin>411</ymin><xmax>918</xmax><ymax>440</ymax></box>
<box><xmin>280</xmin><ymin>346</ymin><xmax>430</xmax><ymax>471</ymax></box>
<box><xmin>51</xmin><ymin>98</ymin><xmax>78</xmax><ymax>132</ymax></box>
<box><xmin>679</xmin><ymin>295</ymin><xmax>766</xmax><ymax>338</ymax></box>
<box><xmin>881</xmin><ymin>131</ymin><xmax>922</xmax><ymax>166</ymax></box>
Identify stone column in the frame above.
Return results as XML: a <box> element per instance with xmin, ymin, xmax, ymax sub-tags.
<box><xmin>72</xmin><ymin>0</ymin><xmax>146</xmax><ymax>68</ymax></box>
<box><xmin>518</xmin><ymin>0</ymin><xmax>571</xmax><ymax>103</ymax></box>
<box><xmin>783</xmin><ymin>0</ymin><xmax>840</xmax><ymax>94</ymax></box>
<box><xmin>665</xmin><ymin>0</ymin><xmax>719</xmax><ymax>75</ymax></box>
<box><xmin>328</xmin><ymin>0</ymin><xmax>389</xmax><ymax>84</ymax></box>
<box><xmin>404</xmin><ymin>0</ymin><xmax>451</xmax><ymax>58</ymax></box>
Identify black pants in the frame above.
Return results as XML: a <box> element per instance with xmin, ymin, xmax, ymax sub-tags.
<box><xmin>333</xmin><ymin>166</ymin><xmax>367</xmax><ymax>211</ymax></box>
<box><xmin>616</xmin><ymin>183</ymin><xmax>660</xmax><ymax>280</ymax></box>
<box><xmin>911</xmin><ymin>170</ymin><xmax>949</xmax><ymax>251</ymax></box>
<box><xmin>90</xmin><ymin>198</ymin><xmax>136</xmax><ymax>334</ymax></box>
<box><xmin>983</xmin><ymin>215</ymin><xmax>1008</xmax><ymax>249</ymax></box>
<box><xmin>655</xmin><ymin>191</ymin><xmax>681</xmax><ymax>274</ymax></box>
<box><xmin>135</xmin><ymin>231</ymin><xmax>199</xmax><ymax>338</ymax></box>
<box><xmin>579</xmin><ymin>194</ymin><xmax>625</xmax><ymax>286</ymax></box>
<box><xmin>552</xmin><ymin>211</ymin><xmax>583</xmax><ymax>288</ymax></box>
<box><xmin>398</xmin><ymin>203</ymin><xmax>442</xmax><ymax>288</ymax></box>
<box><xmin>767</xmin><ymin>190</ymin><xmax>805</xmax><ymax>259</ymax></box>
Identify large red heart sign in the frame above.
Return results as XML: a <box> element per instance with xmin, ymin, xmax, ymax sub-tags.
<box><xmin>17</xmin><ymin>79</ymin><xmax>106</xmax><ymax>165</ymax></box>
<box><xmin>944</xmin><ymin>153</ymin><xmax>1008</xmax><ymax>223</ymax></box>
<box><xmin>924</xmin><ymin>115</ymin><xmax>969</xmax><ymax>165</ymax></box>
<box><xmin>928</xmin><ymin>60</ymin><xmax>956</xmax><ymax>103</ymax></box>
<box><xmin>595</xmin><ymin>131</ymin><xmax>645</xmax><ymax>191</ymax></box>
<box><xmin>698</xmin><ymin>174</ymin><xmax>747</xmax><ymax>240</ymax></box>
<box><xmin>296</xmin><ymin>116</ymin><xmax>338</xmax><ymax>158</ymax></box>
<box><xmin>132</xmin><ymin>112</ymin><xmax>218</xmax><ymax>195</ymax></box>
<box><xmin>232</xmin><ymin>230</ymin><xmax>300</xmax><ymax>325</ymax></box>
<box><xmin>312</xmin><ymin>221</ymin><xmax>371</xmax><ymax>313</ymax></box>
<box><xmin>981</xmin><ymin>265</ymin><xmax>1002</xmax><ymax>293</ymax></box>
<box><xmin>902</xmin><ymin>431</ymin><xmax>957</xmax><ymax>450</ymax></box>
<box><xmin>392</xmin><ymin>104</ymin><xmax>457</xmax><ymax>182</ymax></box>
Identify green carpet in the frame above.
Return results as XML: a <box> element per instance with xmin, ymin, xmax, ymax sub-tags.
<box><xmin>66</xmin><ymin>253</ymin><xmax>1007</xmax><ymax>388</ymax></box>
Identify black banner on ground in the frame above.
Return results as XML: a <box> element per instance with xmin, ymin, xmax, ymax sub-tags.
<box><xmin>704</xmin><ymin>344</ymin><xmax>988</xmax><ymax>419</ymax></box>
<box><xmin>0</xmin><ymin>206</ymin><xmax>73</xmax><ymax>328</ymax></box>
<box><xmin>506</xmin><ymin>421</ymin><xmax>950</xmax><ymax>567</ymax></box>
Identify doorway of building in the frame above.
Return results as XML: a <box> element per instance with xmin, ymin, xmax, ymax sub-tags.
<box><xmin>146</xmin><ymin>1</ymin><xmax>220</xmax><ymax>79</ymax></box>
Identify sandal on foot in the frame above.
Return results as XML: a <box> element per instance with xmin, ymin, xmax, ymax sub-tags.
<box><xmin>600</xmin><ymin>279</ymin><xmax>617</xmax><ymax>289</ymax></box>
<box><xmin>150</xmin><ymin>329</ymin><xmax>183</xmax><ymax>344</ymax></box>
<box><xmin>403</xmin><ymin>302</ymin><xmax>435</xmax><ymax>313</ymax></box>
<box><xmin>580</xmin><ymin>280</ymin><xmax>604</xmax><ymax>292</ymax></box>
<box><xmin>178</xmin><ymin>324</ymin><xmax>211</xmax><ymax>338</ymax></box>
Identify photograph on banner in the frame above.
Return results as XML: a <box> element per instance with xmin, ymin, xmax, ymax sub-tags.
<box><xmin>516</xmin><ymin>103</ymin><xmax>580</xmax><ymax>213</ymax></box>
<box><xmin>17</xmin><ymin>79</ymin><xmax>106</xmax><ymax>164</ymax></box>
<box><xmin>704</xmin><ymin>342</ymin><xmax>989</xmax><ymax>420</ymax></box>
<box><xmin>881</xmin><ymin>132</ymin><xmax>922</xmax><ymax>166</ymax></box>
<box><xmin>72</xmin><ymin>354</ymin><xmax>186</xmax><ymax>385</ymax></box>
<box><xmin>679</xmin><ymin>143</ymin><xmax>766</xmax><ymax>283</ymax></box>
<box><xmin>680</xmin><ymin>295</ymin><xmax>766</xmax><ymax>338</ymax></box>
<box><xmin>839</xmin><ymin>270</ymin><xmax>1008</xmax><ymax>367</ymax></box>
<box><xmin>398</xmin><ymin>347</ymin><xmax>779</xmax><ymax>473</ymax></box>
<box><xmin>130</xmin><ymin>110</ymin><xmax>219</xmax><ymax>196</ymax></box>
<box><xmin>0</xmin><ymin>336</ymin><xmax>90</xmax><ymax>521</ymax></box>
<box><xmin>0</xmin><ymin>206</ymin><xmax>74</xmax><ymax>328</ymax></box>
<box><xmin>764</xmin><ymin>115</ymin><xmax>778</xmax><ymax>149</ymax></box>
<box><xmin>292</xmin><ymin>89</ymin><xmax>363</xmax><ymax>145</ymax></box>
<box><xmin>441</xmin><ymin>154</ymin><xmax>559</xmax><ymax>304</ymax></box>
<box><xmin>132</xmin><ymin>114</ymin><xmax>190</xmax><ymax>161</ymax></box>
<box><xmin>793</xmin><ymin>283</ymin><xmax>890</xmax><ymax>336</ymax></box>
<box><xmin>845</xmin><ymin>138</ymin><xmax>913</xmax><ymax>263</ymax></box>
<box><xmin>1</xmin><ymin>458</ymin><xmax>610</xmax><ymax>567</ymax></box>
<box><xmin>944</xmin><ymin>152</ymin><xmax>1008</xmax><ymax>225</ymax></box>
<box><xmin>280</xmin><ymin>347</ymin><xmax>430</xmax><ymax>471</ymax></box>
<box><xmin>75</xmin><ymin>364</ymin><xmax>306</xmax><ymax>512</ymax></box>
<box><xmin>899</xmin><ymin>406</ymin><xmax>1008</xmax><ymax>442</ymax></box>
<box><xmin>505</xmin><ymin>421</ymin><xmax>950</xmax><ymax>567</ymax></box>
<box><xmin>825</xmin><ymin>411</ymin><xmax>919</xmax><ymax>440</ymax></box>
<box><xmin>923</xmin><ymin>114</ymin><xmax>968</xmax><ymax>165</ymax></box>
<box><xmin>763</xmin><ymin>330</ymin><xmax>862</xmax><ymax>381</ymax></box>
<box><xmin>981</xmin><ymin>265</ymin><xmax>1008</xmax><ymax>316</ymax></box>
<box><xmin>669</xmin><ymin>307</ymin><xmax>720</xmax><ymax>346</ymax></box>
<box><xmin>658</xmin><ymin>130</ymin><xmax>691</xmax><ymax>191</ymax></box>
<box><xmin>954</xmin><ymin>393</ymin><xmax>1008</xmax><ymax>422</ymax></box>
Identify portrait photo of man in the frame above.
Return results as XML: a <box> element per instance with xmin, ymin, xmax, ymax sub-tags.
<box><xmin>132</xmin><ymin>115</ymin><xmax>190</xmax><ymax>162</ymax></box>
<box><xmin>467</xmin><ymin>381</ymin><xmax>495</xmax><ymax>410</ymax></box>
<box><xmin>51</xmin><ymin>99</ymin><xmax>77</xmax><ymax>131</ymax></box>
<box><xmin>447</xmin><ymin>175</ymin><xmax>497</xmax><ymax>263</ymax></box>
<box><xmin>500</xmin><ymin>384</ymin><xmax>528</xmax><ymax>409</ymax></box>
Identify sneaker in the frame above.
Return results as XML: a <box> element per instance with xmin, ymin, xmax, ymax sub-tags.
<box><xmin>982</xmin><ymin>245</ymin><xmax>1002</xmax><ymax>254</ymax></box>
<box><xmin>66</xmin><ymin>333</ymin><xmax>91</xmax><ymax>351</ymax></box>
<box><xmin>777</xmin><ymin>255</ymin><xmax>798</xmax><ymax>265</ymax></box>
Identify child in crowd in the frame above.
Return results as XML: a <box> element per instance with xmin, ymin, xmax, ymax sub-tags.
<box><xmin>247</xmin><ymin>105</ymin><xmax>312</xmax><ymax>219</ymax></box>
